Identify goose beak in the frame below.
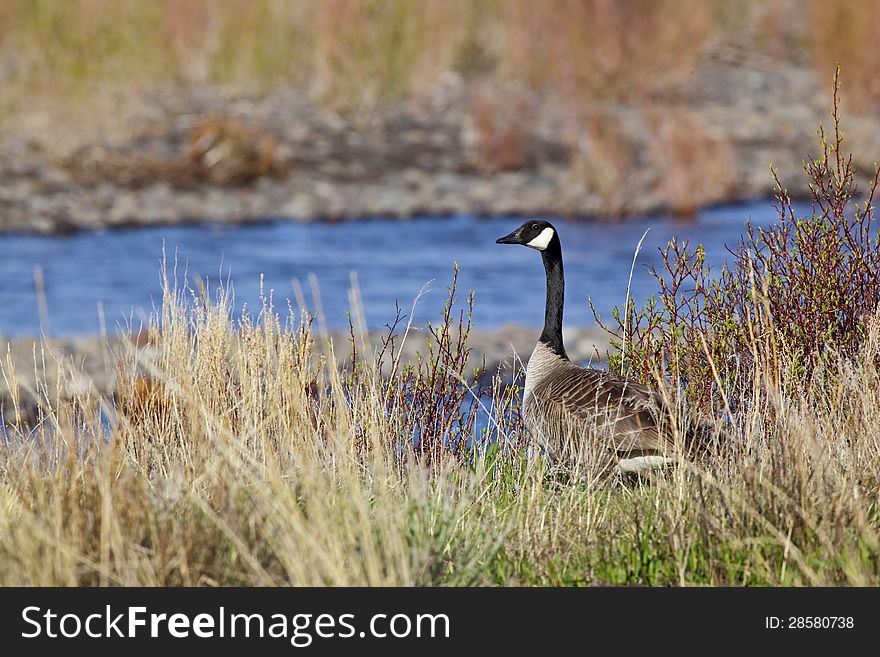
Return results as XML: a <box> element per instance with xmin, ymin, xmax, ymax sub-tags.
<box><xmin>496</xmin><ymin>230</ymin><xmax>522</xmax><ymax>245</ymax></box>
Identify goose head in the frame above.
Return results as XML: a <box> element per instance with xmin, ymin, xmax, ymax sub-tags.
<box><xmin>496</xmin><ymin>219</ymin><xmax>558</xmax><ymax>251</ymax></box>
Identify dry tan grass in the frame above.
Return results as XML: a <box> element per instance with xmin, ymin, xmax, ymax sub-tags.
<box><xmin>644</xmin><ymin>105</ymin><xmax>736</xmax><ymax>218</ymax></box>
<box><xmin>808</xmin><ymin>0</ymin><xmax>880</xmax><ymax>109</ymax></box>
<box><xmin>463</xmin><ymin>85</ymin><xmax>535</xmax><ymax>173</ymax></box>
<box><xmin>1</xmin><ymin>272</ymin><xmax>879</xmax><ymax>586</ymax></box>
<box><xmin>5</xmin><ymin>1</ymin><xmax>879</xmax><ymax>217</ymax></box>
<box><xmin>0</xmin><ymin>0</ymin><xmax>732</xmax><ymax>147</ymax></box>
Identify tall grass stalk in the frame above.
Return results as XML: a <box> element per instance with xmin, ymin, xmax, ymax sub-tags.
<box><xmin>1</xmin><ymin>257</ymin><xmax>880</xmax><ymax>585</ymax></box>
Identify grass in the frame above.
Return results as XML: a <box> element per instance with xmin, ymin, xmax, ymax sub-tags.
<box><xmin>1</xmin><ymin>6</ymin><xmax>880</xmax><ymax>586</ymax></box>
<box><xmin>4</xmin><ymin>1</ymin><xmax>880</xmax><ymax>131</ymax></box>
<box><xmin>0</xmin><ymin>1</ymin><xmax>711</xmax><ymax>107</ymax></box>
<box><xmin>1</xmin><ymin>257</ymin><xmax>879</xmax><ymax>587</ymax></box>
<box><xmin>4</xmin><ymin>1</ymin><xmax>879</xmax><ymax>221</ymax></box>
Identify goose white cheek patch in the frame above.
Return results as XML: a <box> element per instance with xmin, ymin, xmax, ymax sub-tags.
<box><xmin>526</xmin><ymin>227</ymin><xmax>555</xmax><ymax>250</ymax></box>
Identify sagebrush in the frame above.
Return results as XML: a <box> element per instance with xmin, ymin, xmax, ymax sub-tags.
<box><xmin>596</xmin><ymin>68</ymin><xmax>880</xmax><ymax>416</ymax></box>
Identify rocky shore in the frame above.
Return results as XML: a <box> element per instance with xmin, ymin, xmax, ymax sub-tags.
<box><xmin>0</xmin><ymin>325</ymin><xmax>610</xmax><ymax>424</ymax></box>
<box><xmin>3</xmin><ymin>51</ymin><xmax>880</xmax><ymax>235</ymax></box>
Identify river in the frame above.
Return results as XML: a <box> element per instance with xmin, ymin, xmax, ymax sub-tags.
<box><xmin>0</xmin><ymin>201</ymin><xmax>786</xmax><ymax>337</ymax></box>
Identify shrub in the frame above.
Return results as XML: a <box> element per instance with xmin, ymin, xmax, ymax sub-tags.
<box><xmin>594</xmin><ymin>68</ymin><xmax>880</xmax><ymax>412</ymax></box>
<box><xmin>353</xmin><ymin>262</ymin><xmax>509</xmax><ymax>462</ymax></box>
<box><xmin>3</xmin><ymin>223</ymin><xmax>880</xmax><ymax>586</ymax></box>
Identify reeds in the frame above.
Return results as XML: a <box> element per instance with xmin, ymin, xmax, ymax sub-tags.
<box><xmin>1</xmin><ymin>242</ymin><xmax>880</xmax><ymax>585</ymax></box>
<box><xmin>4</xmin><ymin>1</ymin><xmax>880</xmax><ymax>217</ymax></box>
<box><xmin>7</xmin><ymin>1</ymin><xmax>878</xmax><ymax>111</ymax></box>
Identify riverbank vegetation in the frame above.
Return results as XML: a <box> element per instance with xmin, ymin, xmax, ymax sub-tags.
<box><xmin>4</xmin><ymin>1</ymin><xmax>880</xmax><ymax>230</ymax></box>
<box><xmin>1</xmin><ymin>75</ymin><xmax>880</xmax><ymax>586</ymax></box>
<box><xmin>3</xmin><ymin>1</ymin><xmax>879</xmax><ymax>113</ymax></box>
<box><xmin>1</xmin><ymin>257</ymin><xmax>879</xmax><ymax>585</ymax></box>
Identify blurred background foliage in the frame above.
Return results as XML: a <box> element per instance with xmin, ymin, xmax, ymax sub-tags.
<box><xmin>1</xmin><ymin>0</ymin><xmax>878</xmax><ymax>115</ymax></box>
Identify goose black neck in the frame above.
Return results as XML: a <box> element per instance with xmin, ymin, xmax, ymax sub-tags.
<box><xmin>539</xmin><ymin>239</ymin><xmax>567</xmax><ymax>359</ymax></box>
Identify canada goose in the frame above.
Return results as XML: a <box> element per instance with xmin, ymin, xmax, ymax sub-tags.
<box><xmin>496</xmin><ymin>219</ymin><xmax>709</xmax><ymax>473</ymax></box>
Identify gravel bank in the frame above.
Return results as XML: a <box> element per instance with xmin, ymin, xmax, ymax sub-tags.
<box><xmin>2</xmin><ymin>53</ymin><xmax>878</xmax><ymax>235</ymax></box>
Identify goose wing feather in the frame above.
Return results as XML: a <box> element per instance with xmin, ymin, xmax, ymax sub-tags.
<box><xmin>535</xmin><ymin>365</ymin><xmax>674</xmax><ymax>453</ymax></box>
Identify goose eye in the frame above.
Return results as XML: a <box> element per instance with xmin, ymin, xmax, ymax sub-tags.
<box><xmin>532</xmin><ymin>223</ymin><xmax>539</xmax><ymax>230</ymax></box>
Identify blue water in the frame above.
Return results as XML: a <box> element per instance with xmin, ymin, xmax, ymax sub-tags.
<box><xmin>0</xmin><ymin>202</ymin><xmax>785</xmax><ymax>337</ymax></box>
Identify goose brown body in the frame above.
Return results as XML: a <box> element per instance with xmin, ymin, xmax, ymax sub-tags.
<box><xmin>523</xmin><ymin>341</ymin><xmax>683</xmax><ymax>469</ymax></box>
<box><xmin>497</xmin><ymin>220</ymin><xmax>704</xmax><ymax>471</ymax></box>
